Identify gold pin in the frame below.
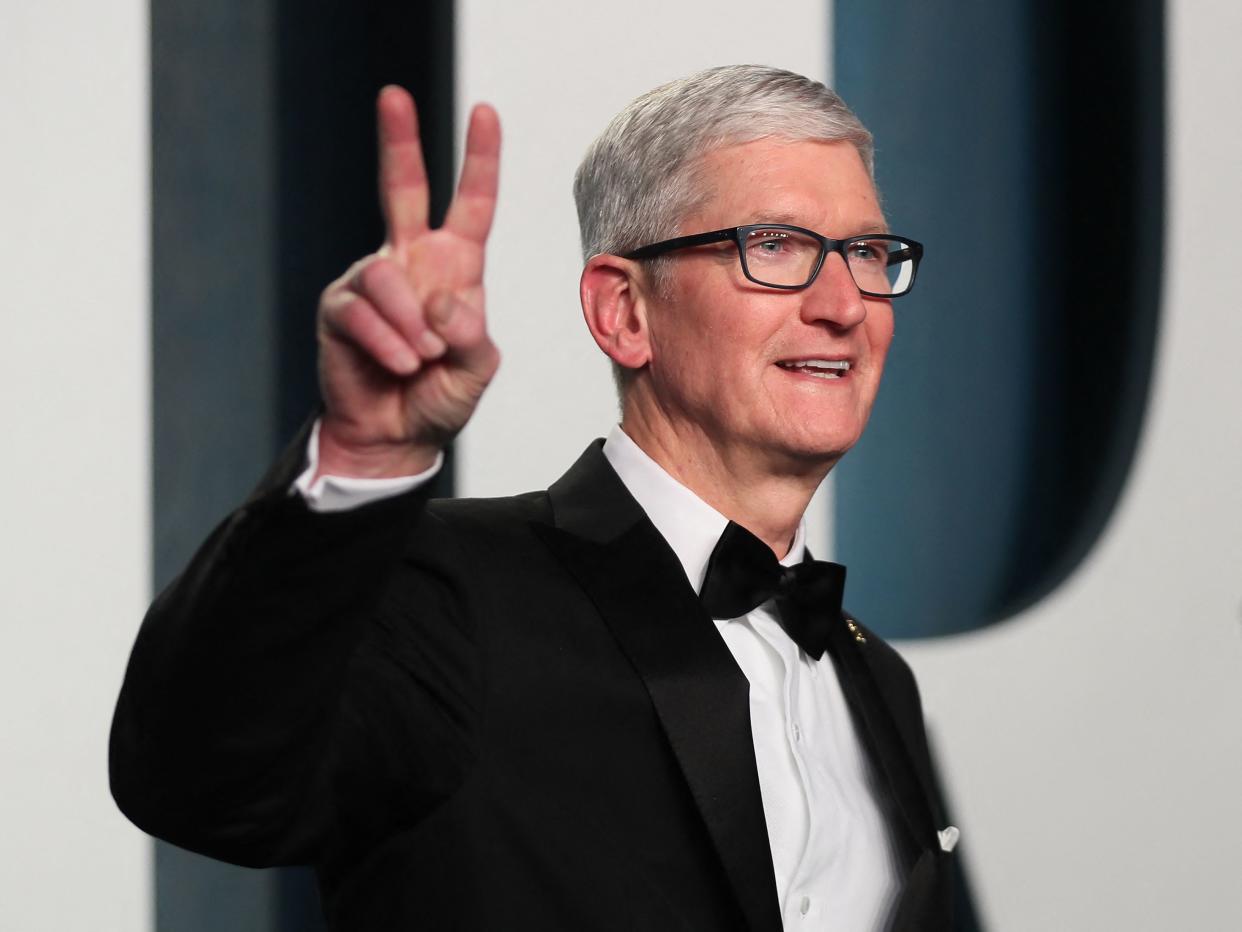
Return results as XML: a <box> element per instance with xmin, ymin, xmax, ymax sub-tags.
<box><xmin>845</xmin><ymin>618</ymin><xmax>866</xmax><ymax>644</ymax></box>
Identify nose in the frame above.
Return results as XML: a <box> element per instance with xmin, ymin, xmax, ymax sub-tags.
<box><xmin>800</xmin><ymin>252</ymin><xmax>867</xmax><ymax>329</ymax></box>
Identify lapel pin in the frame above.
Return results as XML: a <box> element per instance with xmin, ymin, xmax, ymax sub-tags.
<box><xmin>938</xmin><ymin>826</ymin><xmax>960</xmax><ymax>853</ymax></box>
<box><xmin>845</xmin><ymin>618</ymin><xmax>866</xmax><ymax>644</ymax></box>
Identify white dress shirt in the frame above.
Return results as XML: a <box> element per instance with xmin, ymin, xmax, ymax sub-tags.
<box><xmin>295</xmin><ymin>423</ymin><xmax>903</xmax><ymax>929</ymax></box>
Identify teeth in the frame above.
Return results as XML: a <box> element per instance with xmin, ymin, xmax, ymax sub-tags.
<box><xmin>778</xmin><ymin>359</ymin><xmax>851</xmax><ymax>379</ymax></box>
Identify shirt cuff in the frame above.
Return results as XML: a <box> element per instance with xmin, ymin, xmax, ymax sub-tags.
<box><xmin>291</xmin><ymin>419</ymin><xmax>444</xmax><ymax>513</ymax></box>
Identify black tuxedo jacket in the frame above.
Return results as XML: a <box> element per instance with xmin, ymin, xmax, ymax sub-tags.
<box><xmin>111</xmin><ymin>434</ymin><xmax>953</xmax><ymax>931</ymax></box>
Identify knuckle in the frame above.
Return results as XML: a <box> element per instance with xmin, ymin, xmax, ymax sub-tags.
<box><xmin>340</xmin><ymin>255</ymin><xmax>374</xmax><ymax>288</ymax></box>
<box><xmin>340</xmin><ymin>296</ymin><xmax>373</xmax><ymax>331</ymax></box>
<box><xmin>318</xmin><ymin>284</ymin><xmax>342</xmax><ymax>318</ymax></box>
<box><xmin>357</xmin><ymin>259</ymin><xmax>391</xmax><ymax>293</ymax></box>
<box><xmin>478</xmin><ymin>342</ymin><xmax>501</xmax><ymax>377</ymax></box>
<box><xmin>320</xmin><ymin>291</ymin><xmax>353</xmax><ymax>330</ymax></box>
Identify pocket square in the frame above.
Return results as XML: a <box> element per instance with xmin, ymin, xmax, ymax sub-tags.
<box><xmin>937</xmin><ymin>826</ymin><xmax>960</xmax><ymax>853</ymax></box>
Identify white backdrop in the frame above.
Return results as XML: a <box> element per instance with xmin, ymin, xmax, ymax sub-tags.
<box><xmin>0</xmin><ymin>2</ymin><xmax>151</xmax><ymax>930</ymax></box>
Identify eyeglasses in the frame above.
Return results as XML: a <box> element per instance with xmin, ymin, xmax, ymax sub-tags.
<box><xmin>624</xmin><ymin>223</ymin><xmax>924</xmax><ymax>298</ymax></box>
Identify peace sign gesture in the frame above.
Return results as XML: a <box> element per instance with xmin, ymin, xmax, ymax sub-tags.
<box><xmin>316</xmin><ymin>86</ymin><xmax>502</xmax><ymax>478</ymax></box>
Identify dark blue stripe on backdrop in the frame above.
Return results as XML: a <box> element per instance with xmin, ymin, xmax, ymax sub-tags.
<box><xmin>833</xmin><ymin>1</ymin><xmax>1164</xmax><ymax>640</ymax></box>
<box><xmin>150</xmin><ymin>1</ymin><xmax>455</xmax><ymax>929</ymax></box>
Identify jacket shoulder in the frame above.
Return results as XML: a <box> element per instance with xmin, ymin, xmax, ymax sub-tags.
<box><xmin>427</xmin><ymin>488</ymin><xmax>549</xmax><ymax>525</ymax></box>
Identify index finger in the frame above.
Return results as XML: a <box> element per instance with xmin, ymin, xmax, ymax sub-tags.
<box><xmin>377</xmin><ymin>85</ymin><xmax>431</xmax><ymax>246</ymax></box>
<box><xmin>442</xmin><ymin>103</ymin><xmax>501</xmax><ymax>244</ymax></box>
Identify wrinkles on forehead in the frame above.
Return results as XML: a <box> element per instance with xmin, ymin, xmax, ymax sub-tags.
<box><xmin>673</xmin><ymin>139</ymin><xmax>882</xmax><ymax>237</ymax></box>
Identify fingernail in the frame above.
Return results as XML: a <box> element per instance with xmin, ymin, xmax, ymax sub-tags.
<box><xmin>417</xmin><ymin>330</ymin><xmax>446</xmax><ymax>358</ymax></box>
<box><xmin>395</xmin><ymin>349</ymin><xmax>420</xmax><ymax>373</ymax></box>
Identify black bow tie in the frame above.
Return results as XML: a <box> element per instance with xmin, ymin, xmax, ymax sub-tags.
<box><xmin>699</xmin><ymin>521</ymin><xmax>847</xmax><ymax>660</ymax></box>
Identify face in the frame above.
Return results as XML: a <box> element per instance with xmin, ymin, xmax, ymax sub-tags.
<box><xmin>638</xmin><ymin>138</ymin><xmax>895</xmax><ymax>472</ymax></box>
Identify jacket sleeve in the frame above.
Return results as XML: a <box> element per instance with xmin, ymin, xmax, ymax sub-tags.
<box><xmin>109</xmin><ymin>427</ymin><xmax>478</xmax><ymax>869</ymax></box>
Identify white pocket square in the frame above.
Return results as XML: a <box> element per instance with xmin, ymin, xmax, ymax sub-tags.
<box><xmin>937</xmin><ymin>826</ymin><xmax>960</xmax><ymax>853</ymax></box>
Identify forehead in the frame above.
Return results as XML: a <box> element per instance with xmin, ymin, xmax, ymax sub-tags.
<box><xmin>686</xmin><ymin>138</ymin><xmax>885</xmax><ymax>236</ymax></box>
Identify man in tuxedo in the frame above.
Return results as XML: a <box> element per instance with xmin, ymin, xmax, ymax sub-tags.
<box><xmin>112</xmin><ymin>65</ymin><xmax>951</xmax><ymax>930</ymax></box>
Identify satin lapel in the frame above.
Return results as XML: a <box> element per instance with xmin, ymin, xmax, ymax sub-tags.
<box><xmin>535</xmin><ymin>443</ymin><xmax>783</xmax><ymax>932</ymax></box>
<box><xmin>825</xmin><ymin>615</ymin><xmax>938</xmax><ymax>856</ymax></box>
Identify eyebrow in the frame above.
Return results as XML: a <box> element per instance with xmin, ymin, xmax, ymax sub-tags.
<box><xmin>749</xmin><ymin>211</ymin><xmax>890</xmax><ymax>238</ymax></box>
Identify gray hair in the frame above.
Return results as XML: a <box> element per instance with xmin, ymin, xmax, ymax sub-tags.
<box><xmin>573</xmin><ymin>64</ymin><xmax>874</xmax><ymax>264</ymax></box>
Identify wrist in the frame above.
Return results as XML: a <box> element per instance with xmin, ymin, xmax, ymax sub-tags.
<box><xmin>316</xmin><ymin>420</ymin><xmax>441</xmax><ymax>480</ymax></box>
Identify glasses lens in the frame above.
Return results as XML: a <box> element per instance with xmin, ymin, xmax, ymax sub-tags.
<box><xmin>847</xmin><ymin>237</ymin><xmax>917</xmax><ymax>296</ymax></box>
<box><xmin>740</xmin><ymin>227</ymin><xmax>824</xmax><ymax>287</ymax></box>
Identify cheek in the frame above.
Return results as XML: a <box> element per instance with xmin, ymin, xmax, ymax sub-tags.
<box><xmin>646</xmin><ymin>313</ymin><xmax>719</xmax><ymax>404</ymax></box>
<box><xmin>652</xmin><ymin>293</ymin><xmax>752</xmax><ymax>376</ymax></box>
<box><xmin>865</xmin><ymin>308</ymin><xmax>896</xmax><ymax>372</ymax></box>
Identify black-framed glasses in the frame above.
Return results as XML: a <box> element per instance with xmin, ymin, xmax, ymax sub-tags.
<box><xmin>624</xmin><ymin>223</ymin><xmax>924</xmax><ymax>298</ymax></box>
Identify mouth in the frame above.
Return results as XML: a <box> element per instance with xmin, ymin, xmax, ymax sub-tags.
<box><xmin>776</xmin><ymin>358</ymin><xmax>852</xmax><ymax>380</ymax></box>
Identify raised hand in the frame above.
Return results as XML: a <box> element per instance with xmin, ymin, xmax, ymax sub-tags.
<box><xmin>316</xmin><ymin>86</ymin><xmax>501</xmax><ymax>478</ymax></box>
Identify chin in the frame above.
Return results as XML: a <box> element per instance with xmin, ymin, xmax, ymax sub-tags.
<box><xmin>780</xmin><ymin>412</ymin><xmax>864</xmax><ymax>455</ymax></box>
<box><xmin>765</xmin><ymin>427</ymin><xmax>860</xmax><ymax>470</ymax></box>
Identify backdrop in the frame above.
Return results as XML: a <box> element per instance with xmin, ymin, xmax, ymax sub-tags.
<box><xmin>3</xmin><ymin>2</ymin><xmax>1239</xmax><ymax>930</ymax></box>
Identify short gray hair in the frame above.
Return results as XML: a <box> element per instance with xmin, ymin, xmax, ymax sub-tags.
<box><xmin>573</xmin><ymin>64</ymin><xmax>874</xmax><ymax>263</ymax></box>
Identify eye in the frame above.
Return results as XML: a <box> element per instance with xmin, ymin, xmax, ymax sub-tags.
<box><xmin>744</xmin><ymin>228</ymin><xmax>818</xmax><ymax>262</ymax></box>
<box><xmin>747</xmin><ymin>230</ymin><xmax>791</xmax><ymax>255</ymax></box>
<box><xmin>847</xmin><ymin>239</ymin><xmax>886</xmax><ymax>263</ymax></box>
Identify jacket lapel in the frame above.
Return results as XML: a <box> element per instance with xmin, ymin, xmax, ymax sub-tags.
<box><xmin>825</xmin><ymin>613</ymin><xmax>940</xmax><ymax>860</ymax></box>
<box><xmin>536</xmin><ymin>442</ymin><xmax>783</xmax><ymax>932</ymax></box>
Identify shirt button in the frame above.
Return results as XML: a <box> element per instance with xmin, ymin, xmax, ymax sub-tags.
<box><xmin>791</xmin><ymin>722</ymin><xmax>802</xmax><ymax>743</ymax></box>
<box><xmin>800</xmin><ymin>895</ymin><xmax>811</xmax><ymax>916</ymax></box>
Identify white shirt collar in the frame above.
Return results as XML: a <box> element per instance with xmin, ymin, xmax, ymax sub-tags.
<box><xmin>602</xmin><ymin>425</ymin><xmax>806</xmax><ymax>594</ymax></box>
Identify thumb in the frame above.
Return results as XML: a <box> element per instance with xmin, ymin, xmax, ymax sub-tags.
<box><xmin>426</xmin><ymin>290</ymin><xmax>500</xmax><ymax>378</ymax></box>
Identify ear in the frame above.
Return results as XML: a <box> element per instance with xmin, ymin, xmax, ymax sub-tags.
<box><xmin>580</xmin><ymin>254</ymin><xmax>653</xmax><ymax>374</ymax></box>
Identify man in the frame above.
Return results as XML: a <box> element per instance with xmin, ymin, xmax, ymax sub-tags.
<box><xmin>112</xmin><ymin>65</ymin><xmax>950</xmax><ymax>930</ymax></box>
